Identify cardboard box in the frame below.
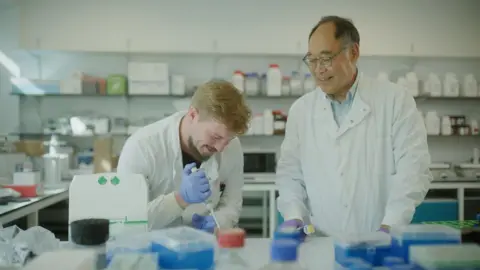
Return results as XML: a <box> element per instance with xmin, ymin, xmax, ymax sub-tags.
<box><xmin>14</xmin><ymin>140</ymin><xmax>45</xmax><ymax>156</ymax></box>
<box><xmin>93</xmin><ymin>137</ymin><xmax>113</xmax><ymax>173</ymax></box>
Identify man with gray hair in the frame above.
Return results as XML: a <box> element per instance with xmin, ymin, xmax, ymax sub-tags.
<box><xmin>275</xmin><ymin>16</ymin><xmax>432</xmax><ymax>238</ymax></box>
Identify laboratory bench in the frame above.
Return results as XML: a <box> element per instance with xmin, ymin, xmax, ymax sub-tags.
<box><xmin>242</xmin><ymin>173</ymin><xmax>480</xmax><ymax>238</ymax></box>
<box><xmin>0</xmin><ymin>176</ymin><xmax>478</xmax><ymax>242</ymax></box>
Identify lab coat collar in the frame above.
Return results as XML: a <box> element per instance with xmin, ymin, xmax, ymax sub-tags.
<box><xmin>170</xmin><ymin>111</ymin><xmax>219</xmax><ymax>185</ymax></box>
<box><xmin>314</xmin><ymin>72</ymin><xmax>371</xmax><ymax>139</ymax></box>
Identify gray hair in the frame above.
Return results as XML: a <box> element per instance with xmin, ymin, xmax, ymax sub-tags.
<box><xmin>308</xmin><ymin>16</ymin><xmax>360</xmax><ymax>47</ymax></box>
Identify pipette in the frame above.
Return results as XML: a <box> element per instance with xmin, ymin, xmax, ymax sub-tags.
<box><xmin>191</xmin><ymin>167</ymin><xmax>221</xmax><ymax>229</ymax></box>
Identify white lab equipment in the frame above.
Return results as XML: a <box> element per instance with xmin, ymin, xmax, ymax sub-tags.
<box><xmin>473</xmin><ymin>148</ymin><xmax>480</xmax><ymax>164</ymax></box>
<box><xmin>425</xmin><ymin>73</ymin><xmax>442</xmax><ymax>97</ymax></box>
<box><xmin>440</xmin><ymin>116</ymin><xmax>452</xmax><ymax>136</ymax></box>
<box><xmin>22</xmin><ymin>249</ymin><xmax>97</xmax><ymax>270</ymax></box>
<box><xmin>266</xmin><ymin>64</ymin><xmax>282</xmax><ymax>96</ymax></box>
<box><xmin>245</xmin><ymin>73</ymin><xmax>260</xmax><ymax>96</ymax></box>
<box><xmin>281</xmin><ymin>77</ymin><xmax>290</xmax><ymax>96</ymax></box>
<box><xmin>470</xmin><ymin>119</ymin><xmax>479</xmax><ymax>135</ymax></box>
<box><xmin>425</xmin><ymin>111</ymin><xmax>441</xmax><ymax>135</ymax></box>
<box><xmin>263</xmin><ymin>109</ymin><xmax>274</xmax><ymax>135</ymax></box>
<box><xmin>290</xmin><ymin>72</ymin><xmax>304</xmax><ymax>96</ymax></box>
<box><xmin>150</xmin><ymin>226</ymin><xmax>216</xmax><ymax>269</ymax></box>
<box><xmin>170</xmin><ymin>75</ymin><xmax>186</xmax><ymax>96</ymax></box>
<box><xmin>377</xmin><ymin>72</ymin><xmax>390</xmax><ymax>82</ymax></box>
<box><xmin>410</xmin><ymin>244</ymin><xmax>480</xmax><ymax>270</ymax></box>
<box><xmin>232</xmin><ymin>70</ymin><xmax>245</xmax><ymax>93</ymax></box>
<box><xmin>390</xmin><ymin>224</ymin><xmax>461</xmax><ymax>263</ymax></box>
<box><xmin>105</xmin><ymin>232</ymin><xmax>152</xmax><ymax>265</ymax></box>
<box><xmin>303</xmin><ymin>73</ymin><xmax>315</xmax><ymax>92</ymax></box>
<box><xmin>462</xmin><ymin>74</ymin><xmax>477</xmax><ymax>97</ymax></box>
<box><xmin>252</xmin><ymin>114</ymin><xmax>264</xmax><ymax>135</ymax></box>
<box><xmin>68</xmin><ymin>173</ymin><xmax>149</xmax><ymax>241</ymax></box>
<box><xmin>216</xmin><ymin>228</ymin><xmax>250</xmax><ymax>270</ymax></box>
<box><xmin>405</xmin><ymin>72</ymin><xmax>419</xmax><ymax>97</ymax></box>
<box><xmin>443</xmin><ymin>72</ymin><xmax>460</xmax><ymax>97</ymax></box>
<box><xmin>396</xmin><ymin>77</ymin><xmax>408</xmax><ymax>90</ymax></box>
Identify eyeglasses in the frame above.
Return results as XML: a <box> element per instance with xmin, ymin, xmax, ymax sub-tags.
<box><xmin>302</xmin><ymin>47</ymin><xmax>347</xmax><ymax>69</ymax></box>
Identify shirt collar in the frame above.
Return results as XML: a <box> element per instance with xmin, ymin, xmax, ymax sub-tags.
<box><xmin>322</xmin><ymin>69</ymin><xmax>360</xmax><ymax>103</ymax></box>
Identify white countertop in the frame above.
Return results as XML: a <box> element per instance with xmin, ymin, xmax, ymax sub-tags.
<box><xmin>243</xmin><ymin>173</ymin><xmax>480</xmax><ymax>189</ymax></box>
<box><xmin>241</xmin><ymin>237</ymin><xmax>334</xmax><ymax>270</ymax></box>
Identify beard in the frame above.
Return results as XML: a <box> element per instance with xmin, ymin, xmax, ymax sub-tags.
<box><xmin>187</xmin><ymin>136</ymin><xmax>212</xmax><ymax>161</ymax></box>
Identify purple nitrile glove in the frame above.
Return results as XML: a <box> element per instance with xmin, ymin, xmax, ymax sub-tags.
<box><xmin>179</xmin><ymin>163</ymin><xmax>212</xmax><ymax>204</ymax></box>
<box><xmin>191</xmin><ymin>214</ymin><xmax>216</xmax><ymax>233</ymax></box>
<box><xmin>279</xmin><ymin>219</ymin><xmax>306</xmax><ymax>242</ymax></box>
<box><xmin>377</xmin><ymin>227</ymin><xmax>390</xmax><ymax>234</ymax></box>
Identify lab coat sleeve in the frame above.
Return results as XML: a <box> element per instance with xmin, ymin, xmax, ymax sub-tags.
<box><xmin>213</xmin><ymin>139</ymin><xmax>244</xmax><ymax>229</ymax></box>
<box><xmin>381</xmin><ymin>91</ymin><xmax>433</xmax><ymax>227</ymax></box>
<box><xmin>276</xmin><ymin>102</ymin><xmax>310</xmax><ymax>222</ymax></box>
<box><xmin>117</xmin><ymin>137</ymin><xmax>183</xmax><ymax>229</ymax></box>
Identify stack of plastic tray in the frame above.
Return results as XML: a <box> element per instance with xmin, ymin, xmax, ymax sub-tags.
<box><xmin>422</xmin><ymin>220</ymin><xmax>478</xmax><ymax>229</ymax></box>
<box><xmin>390</xmin><ymin>224</ymin><xmax>461</xmax><ymax>263</ymax></box>
<box><xmin>334</xmin><ymin>231</ymin><xmax>392</xmax><ymax>267</ymax></box>
<box><xmin>150</xmin><ymin>226</ymin><xmax>216</xmax><ymax>270</ymax></box>
<box><xmin>410</xmin><ymin>244</ymin><xmax>480</xmax><ymax>269</ymax></box>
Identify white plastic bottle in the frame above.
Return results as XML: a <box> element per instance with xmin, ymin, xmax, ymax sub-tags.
<box><xmin>443</xmin><ymin>72</ymin><xmax>460</xmax><ymax>97</ymax></box>
<box><xmin>232</xmin><ymin>70</ymin><xmax>245</xmax><ymax>93</ymax></box>
<box><xmin>463</xmin><ymin>74</ymin><xmax>478</xmax><ymax>97</ymax></box>
<box><xmin>405</xmin><ymin>72</ymin><xmax>419</xmax><ymax>97</ymax></box>
<box><xmin>425</xmin><ymin>111</ymin><xmax>441</xmax><ymax>135</ymax></box>
<box><xmin>258</xmin><ymin>239</ymin><xmax>305</xmax><ymax>270</ymax></box>
<box><xmin>426</xmin><ymin>73</ymin><xmax>442</xmax><ymax>97</ymax></box>
<box><xmin>441</xmin><ymin>116</ymin><xmax>452</xmax><ymax>136</ymax></box>
<box><xmin>290</xmin><ymin>71</ymin><xmax>303</xmax><ymax>96</ymax></box>
<box><xmin>216</xmin><ymin>228</ymin><xmax>250</xmax><ymax>270</ymax></box>
<box><xmin>263</xmin><ymin>109</ymin><xmax>274</xmax><ymax>135</ymax></box>
<box><xmin>266</xmin><ymin>64</ymin><xmax>282</xmax><ymax>96</ymax></box>
<box><xmin>471</xmin><ymin>119</ymin><xmax>479</xmax><ymax>135</ymax></box>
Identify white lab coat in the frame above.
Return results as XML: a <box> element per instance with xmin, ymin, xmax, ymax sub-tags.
<box><xmin>276</xmin><ymin>73</ymin><xmax>433</xmax><ymax>236</ymax></box>
<box><xmin>117</xmin><ymin>111</ymin><xmax>245</xmax><ymax>230</ymax></box>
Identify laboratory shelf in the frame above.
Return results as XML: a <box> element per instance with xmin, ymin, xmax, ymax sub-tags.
<box><xmin>11</xmin><ymin>92</ymin><xmax>480</xmax><ymax>101</ymax></box>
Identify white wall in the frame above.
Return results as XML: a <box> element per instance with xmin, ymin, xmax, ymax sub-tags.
<box><xmin>1</xmin><ymin>0</ymin><xmax>480</xmax><ymax>163</ymax></box>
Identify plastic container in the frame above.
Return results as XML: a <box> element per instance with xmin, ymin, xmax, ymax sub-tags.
<box><xmin>425</xmin><ymin>111</ymin><xmax>440</xmax><ymax>135</ymax></box>
<box><xmin>232</xmin><ymin>70</ymin><xmax>245</xmax><ymax>93</ymax></box>
<box><xmin>150</xmin><ymin>226</ymin><xmax>215</xmax><ymax>270</ymax></box>
<box><xmin>443</xmin><ymin>72</ymin><xmax>460</xmax><ymax>97</ymax></box>
<box><xmin>410</xmin><ymin>244</ymin><xmax>480</xmax><ymax>269</ymax></box>
<box><xmin>390</xmin><ymin>224</ymin><xmax>461</xmax><ymax>263</ymax></box>
<box><xmin>266</xmin><ymin>64</ymin><xmax>282</xmax><ymax>96</ymax></box>
<box><xmin>334</xmin><ymin>232</ymin><xmax>391</xmax><ymax>267</ymax></box>
<box><xmin>263</xmin><ymin>109</ymin><xmax>274</xmax><ymax>135</ymax></box>
<box><xmin>382</xmin><ymin>256</ymin><xmax>405</xmax><ymax>267</ymax></box>
<box><xmin>290</xmin><ymin>72</ymin><xmax>303</xmax><ymax>96</ymax></box>
<box><xmin>105</xmin><ymin>232</ymin><xmax>152</xmax><ymax>266</ymax></box>
<box><xmin>440</xmin><ymin>116</ymin><xmax>452</xmax><ymax>136</ymax></box>
<box><xmin>245</xmin><ymin>72</ymin><xmax>260</xmax><ymax>96</ymax></box>
<box><xmin>405</xmin><ymin>72</ymin><xmax>419</xmax><ymax>97</ymax></box>
<box><xmin>425</xmin><ymin>73</ymin><xmax>442</xmax><ymax>97</ymax></box>
<box><xmin>462</xmin><ymin>74</ymin><xmax>478</xmax><ymax>97</ymax></box>
<box><xmin>273</xmin><ymin>226</ymin><xmax>304</xmax><ymax>243</ymax></box>
<box><xmin>336</xmin><ymin>258</ymin><xmax>373</xmax><ymax>270</ymax></box>
<box><xmin>216</xmin><ymin>228</ymin><xmax>249</xmax><ymax>270</ymax></box>
<box><xmin>258</xmin><ymin>239</ymin><xmax>305</xmax><ymax>270</ymax></box>
<box><xmin>281</xmin><ymin>76</ymin><xmax>291</xmax><ymax>96</ymax></box>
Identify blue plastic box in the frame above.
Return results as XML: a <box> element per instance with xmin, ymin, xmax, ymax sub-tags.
<box><xmin>334</xmin><ymin>232</ymin><xmax>392</xmax><ymax>267</ymax></box>
<box><xmin>390</xmin><ymin>224</ymin><xmax>461</xmax><ymax>263</ymax></box>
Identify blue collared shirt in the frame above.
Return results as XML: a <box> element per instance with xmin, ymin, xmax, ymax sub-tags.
<box><xmin>325</xmin><ymin>74</ymin><xmax>360</xmax><ymax>127</ymax></box>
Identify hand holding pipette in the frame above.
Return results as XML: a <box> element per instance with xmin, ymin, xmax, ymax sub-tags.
<box><xmin>190</xmin><ymin>166</ymin><xmax>220</xmax><ymax>231</ymax></box>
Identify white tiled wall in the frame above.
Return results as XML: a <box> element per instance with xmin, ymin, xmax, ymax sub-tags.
<box><xmin>1</xmin><ymin>2</ymin><xmax>480</xmax><ymax>164</ymax></box>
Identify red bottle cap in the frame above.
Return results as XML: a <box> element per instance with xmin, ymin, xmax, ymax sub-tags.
<box><xmin>269</xmin><ymin>64</ymin><xmax>279</xmax><ymax>68</ymax></box>
<box><xmin>217</xmin><ymin>228</ymin><xmax>246</xmax><ymax>248</ymax></box>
